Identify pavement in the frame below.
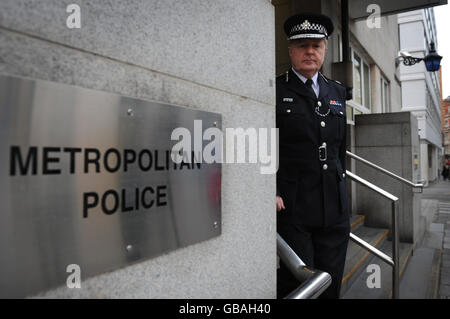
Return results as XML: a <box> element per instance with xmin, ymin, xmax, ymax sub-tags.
<box><xmin>422</xmin><ymin>179</ymin><xmax>450</xmax><ymax>299</ymax></box>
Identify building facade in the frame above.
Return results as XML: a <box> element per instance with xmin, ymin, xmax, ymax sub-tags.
<box><xmin>398</xmin><ymin>9</ymin><xmax>443</xmax><ymax>185</ymax></box>
<box><xmin>442</xmin><ymin>96</ymin><xmax>450</xmax><ymax>162</ymax></box>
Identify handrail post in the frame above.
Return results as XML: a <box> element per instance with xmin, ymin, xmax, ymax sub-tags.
<box><xmin>392</xmin><ymin>200</ymin><xmax>400</xmax><ymax>299</ymax></box>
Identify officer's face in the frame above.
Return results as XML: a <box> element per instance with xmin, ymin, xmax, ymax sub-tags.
<box><xmin>288</xmin><ymin>39</ymin><xmax>327</xmax><ymax>78</ymax></box>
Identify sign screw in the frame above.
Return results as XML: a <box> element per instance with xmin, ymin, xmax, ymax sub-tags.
<box><xmin>213</xmin><ymin>221</ymin><xmax>219</xmax><ymax>229</ymax></box>
<box><xmin>213</xmin><ymin>121</ymin><xmax>217</xmax><ymax>127</ymax></box>
<box><xmin>127</xmin><ymin>108</ymin><xmax>134</xmax><ymax>116</ymax></box>
<box><xmin>126</xmin><ymin>245</ymin><xmax>133</xmax><ymax>252</ymax></box>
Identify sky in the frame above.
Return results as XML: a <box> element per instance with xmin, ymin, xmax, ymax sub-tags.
<box><xmin>434</xmin><ymin>4</ymin><xmax>450</xmax><ymax>99</ymax></box>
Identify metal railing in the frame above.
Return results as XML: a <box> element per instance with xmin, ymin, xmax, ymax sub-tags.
<box><xmin>277</xmin><ymin>233</ymin><xmax>332</xmax><ymax>299</ymax></box>
<box><xmin>277</xmin><ymin>152</ymin><xmax>422</xmax><ymax>299</ymax></box>
<box><xmin>345</xmin><ymin>170</ymin><xmax>400</xmax><ymax>298</ymax></box>
<box><xmin>346</xmin><ymin>151</ymin><xmax>424</xmax><ymax>190</ymax></box>
<box><xmin>346</xmin><ymin>151</ymin><xmax>424</xmax><ymax>299</ymax></box>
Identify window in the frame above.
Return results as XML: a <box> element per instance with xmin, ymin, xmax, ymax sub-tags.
<box><xmin>346</xmin><ymin>105</ymin><xmax>353</xmax><ymax>122</ymax></box>
<box><xmin>337</xmin><ymin>32</ymin><xmax>343</xmax><ymax>62</ymax></box>
<box><xmin>381</xmin><ymin>77</ymin><xmax>389</xmax><ymax>113</ymax></box>
<box><xmin>352</xmin><ymin>50</ymin><xmax>371</xmax><ymax>110</ymax></box>
<box><xmin>428</xmin><ymin>145</ymin><xmax>432</xmax><ymax>169</ymax></box>
<box><xmin>353</xmin><ymin>54</ymin><xmax>362</xmax><ymax>105</ymax></box>
<box><xmin>363</xmin><ymin>63</ymin><xmax>370</xmax><ymax>109</ymax></box>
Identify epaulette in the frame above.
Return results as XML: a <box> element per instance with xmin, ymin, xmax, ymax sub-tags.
<box><xmin>276</xmin><ymin>70</ymin><xmax>290</xmax><ymax>83</ymax></box>
<box><xmin>320</xmin><ymin>72</ymin><xmax>345</xmax><ymax>87</ymax></box>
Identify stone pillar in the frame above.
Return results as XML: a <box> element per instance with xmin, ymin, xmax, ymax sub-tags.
<box><xmin>355</xmin><ymin>112</ymin><xmax>422</xmax><ymax>244</ymax></box>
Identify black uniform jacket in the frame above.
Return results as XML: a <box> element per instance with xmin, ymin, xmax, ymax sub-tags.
<box><xmin>276</xmin><ymin>69</ymin><xmax>349</xmax><ymax>228</ymax></box>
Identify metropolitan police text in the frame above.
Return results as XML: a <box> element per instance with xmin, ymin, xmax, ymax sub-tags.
<box><xmin>9</xmin><ymin>146</ymin><xmax>202</xmax><ymax>218</ymax></box>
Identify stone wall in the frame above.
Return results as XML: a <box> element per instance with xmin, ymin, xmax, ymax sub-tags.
<box><xmin>0</xmin><ymin>0</ymin><xmax>276</xmax><ymax>298</ymax></box>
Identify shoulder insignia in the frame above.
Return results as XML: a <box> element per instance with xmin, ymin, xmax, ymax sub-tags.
<box><xmin>276</xmin><ymin>70</ymin><xmax>290</xmax><ymax>83</ymax></box>
<box><xmin>319</xmin><ymin>72</ymin><xmax>328</xmax><ymax>84</ymax></box>
<box><xmin>321</xmin><ymin>72</ymin><xmax>345</xmax><ymax>87</ymax></box>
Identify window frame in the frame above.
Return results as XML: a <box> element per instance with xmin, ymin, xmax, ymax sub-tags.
<box><xmin>381</xmin><ymin>76</ymin><xmax>390</xmax><ymax>113</ymax></box>
<box><xmin>349</xmin><ymin>48</ymin><xmax>372</xmax><ymax>115</ymax></box>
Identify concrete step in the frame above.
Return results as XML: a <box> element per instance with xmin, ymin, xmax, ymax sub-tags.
<box><xmin>341</xmin><ymin>239</ymin><xmax>413</xmax><ymax>299</ymax></box>
<box><xmin>340</xmin><ymin>225</ymin><xmax>389</xmax><ymax>297</ymax></box>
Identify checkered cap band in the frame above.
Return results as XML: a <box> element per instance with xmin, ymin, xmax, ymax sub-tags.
<box><xmin>290</xmin><ymin>20</ymin><xmax>328</xmax><ymax>38</ymax></box>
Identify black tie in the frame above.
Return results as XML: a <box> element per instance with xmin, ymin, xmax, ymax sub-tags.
<box><xmin>305</xmin><ymin>79</ymin><xmax>315</xmax><ymax>97</ymax></box>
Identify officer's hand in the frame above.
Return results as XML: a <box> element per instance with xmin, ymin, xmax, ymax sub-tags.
<box><xmin>276</xmin><ymin>196</ymin><xmax>285</xmax><ymax>212</ymax></box>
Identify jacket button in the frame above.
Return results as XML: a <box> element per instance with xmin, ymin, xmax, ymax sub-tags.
<box><xmin>321</xmin><ymin>121</ymin><xmax>326</xmax><ymax>127</ymax></box>
<box><xmin>343</xmin><ymin>173</ymin><xmax>346</xmax><ymax>178</ymax></box>
<box><xmin>323</xmin><ymin>164</ymin><xmax>328</xmax><ymax>170</ymax></box>
<box><xmin>317</xmin><ymin>101</ymin><xmax>322</xmax><ymax>107</ymax></box>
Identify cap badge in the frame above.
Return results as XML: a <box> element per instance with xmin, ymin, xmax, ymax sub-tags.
<box><xmin>301</xmin><ymin>20</ymin><xmax>311</xmax><ymax>30</ymax></box>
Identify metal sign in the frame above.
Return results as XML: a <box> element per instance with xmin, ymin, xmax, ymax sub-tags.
<box><xmin>0</xmin><ymin>74</ymin><xmax>222</xmax><ymax>298</ymax></box>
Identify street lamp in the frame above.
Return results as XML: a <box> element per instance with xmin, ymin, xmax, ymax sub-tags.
<box><xmin>397</xmin><ymin>41</ymin><xmax>443</xmax><ymax>72</ymax></box>
<box><xmin>424</xmin><ymin>42</ymin><xmax>442</xmax><ymax>71</ymax></box>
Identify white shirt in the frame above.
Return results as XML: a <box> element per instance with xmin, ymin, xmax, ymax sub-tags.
<box><xmin>292</xmin><ymin>68</ymin><xmax>320</xmax><ymax>98</ymax></box>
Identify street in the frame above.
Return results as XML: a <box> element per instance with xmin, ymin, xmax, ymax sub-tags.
<box><xmin>422</xmin><ymin>180</ymin><xmax>450</xmax><ymax>298</ymax></box>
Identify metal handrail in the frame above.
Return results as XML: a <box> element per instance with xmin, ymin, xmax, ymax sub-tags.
<box><xmin>349</xmin><ymin>232</ymin><xmax>393</xmax><ymax>266</ymax></box>
<box><xmin>277</xmin><ymin>151</ymin><xmax>412</xmax><ymax>299</ymax></box>
<box><xmin>345</xmin><ymin>150</ymin><xmax>425</xmax><ymax>297</ymax></box>
<box><xmin>346</xmin><ymin>151</ymin><xmax>424</xmax><ymax>189</ymax></box>
<box><xmin>277</xmin><ymin>233</ymin><xmax>332</xmax><ymax>299</ymax></box>
<box><xmin>346</xmin><ymin>170</ymin><xmax>400</xmax><ymax>298</ymax></box>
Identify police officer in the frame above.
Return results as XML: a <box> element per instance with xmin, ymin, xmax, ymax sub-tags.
<box><xmin>276</xmin><ymin>12</ymin><xmax>350</xmax><ymax>299</ymax></box>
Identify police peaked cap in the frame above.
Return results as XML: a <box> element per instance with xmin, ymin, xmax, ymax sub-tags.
<box><xmin>284</xmin><ymin>12</ymin><xmax>334</xmax><ymax>40</ymax></box>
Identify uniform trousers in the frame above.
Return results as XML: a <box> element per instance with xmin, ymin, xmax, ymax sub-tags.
<box><xmin>277</xmin><ymin>219</ymin><xmax>350</xmax><ymax>299</ymax></box>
